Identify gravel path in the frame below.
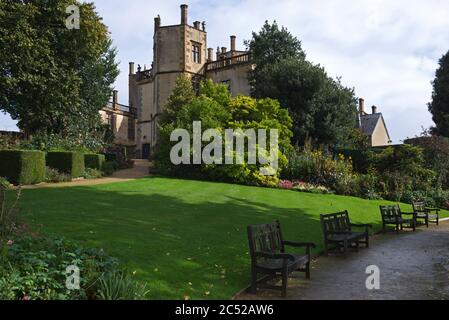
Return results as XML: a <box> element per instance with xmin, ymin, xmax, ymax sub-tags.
<box><xmin>237</xmin><ymin>221</ymin><xmax>449</xmax><ymax>300</ymax></box>
<box><xmin>23</xmin><ymin>159</ymin><xmax>150</xmax><ymax>189</ymax></box>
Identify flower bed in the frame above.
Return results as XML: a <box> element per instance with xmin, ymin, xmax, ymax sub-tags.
<box><xmin>279</xmin><ymin>180</ymin><xmax>331</xmax><ymax>194</ymax></box>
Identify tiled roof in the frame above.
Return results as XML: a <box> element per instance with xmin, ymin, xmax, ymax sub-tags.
<box><xmin>357</xmin><ymin>112</ymin><xmax>392</xmax><ymax>143</ymax></box>
<box><xmin>359</xmin><ymin>113</ymin><xmax>382</xmax><ymax>136</ymax></box>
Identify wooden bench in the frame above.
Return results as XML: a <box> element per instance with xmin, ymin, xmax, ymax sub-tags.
<box><xmin>412</xmin><ymin>201</ymin><xmax>440</xmax><ymax>228</ymax></box>
<box><xmin>320</xmin><ymin>211</ymin><xmax>371</xmax><ymax>255</ymax></box>
<box><xmin>247</xmin><ymin>221</ymin><xmax>316</xmax><ymax>297</ymax></box>
<box><xmin>380</xmin><ymin>205</ymin><xmax>416</xmax><ymax>233</ymax></box>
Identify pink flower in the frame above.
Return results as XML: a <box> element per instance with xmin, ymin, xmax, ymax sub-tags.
<box><xmin>279</xmin><ymin>180</ymin><xmax>294</xmax><ymax>189</ymax></box>
<box><xmin>22</xmin><ymin>296</ymin><xmax>31</xmax><ymax>301</ymax></box>
<box><xmin>7</xmin><ymin>240</ymin><xmax>13</xmax><ymax>246</ymax></box>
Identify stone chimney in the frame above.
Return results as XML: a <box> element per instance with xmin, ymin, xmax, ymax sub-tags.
<box><xmin>208</xmin><ymin>48</ymin><xmax>214</xmax><ymax>62</ymax></box>
<box><xmin>216</xmin><ymin>46</ymin><xmax>220</xmax><ymax>60</ymax></box>
<box><xmin>221</xmin><ymin>47</ymin><xmax>227</xmax><ymax>54</ymax></box>
<box><xmin>112</xmin><ymin>90</ymin><xmax>118</xmax><ymax>109</ymax></box>
<box><xmin>202</xmin><ymin>21</ymin><xmax>206</xmax><ymax>32</ymax></box>
<box><xmin>129</xmin><ymin>62</ymin><xmax>135</xmax><ymax>76</ymax></box>
<box><xmin>181</xmin><ymin>4</ymin><xmax>188</xmax><ymax>25</ymax></box>
<box><xmin>372</xmin><ymin>106</ymin><xmax>378</xmax><ymax>114</ymax></box>
<box><xmin>154</xmin><ymin>15</ymin><xmax>161</xmax><ymax>31</ymax></box>
<box><xmin>230</xmin><ymin>35</ymin><xmax>236</xmax><ymax>51</ymax></box>
<box><xmin>359</xmin><ymin>98</ymin><xmax>365</xmax><ymax>115</ymax></box>
<box><xmin>193</xmin><ymin>21</ymin><xmax>201</xmax><ymax>29</ymax></box>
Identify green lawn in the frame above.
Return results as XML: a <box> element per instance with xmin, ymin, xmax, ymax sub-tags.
<box><xmin>17</xmin><ymin>177</ymin><xmax>444</xmax><ymax>300</ymax></box>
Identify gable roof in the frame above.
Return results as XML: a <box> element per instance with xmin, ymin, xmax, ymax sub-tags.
<box><xmin>358</xmin><ymin>113</ymin><xmax>392</xmax><ymax>142</ymax></box>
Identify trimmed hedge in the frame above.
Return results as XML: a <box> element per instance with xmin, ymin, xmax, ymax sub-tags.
<box><xmin>0</xmin><ymin>150</ymin><xmax>45</xmax><ymax>185</ymax></box>
<box><xmin>46</xmin><ymin>151</ymin><xmax>85</xmax><ymax>178</ymax></box>
<box><xmin>85</xmin><ymin>154</ymin><xmax>105</xmax><ymax>170</ymax></box>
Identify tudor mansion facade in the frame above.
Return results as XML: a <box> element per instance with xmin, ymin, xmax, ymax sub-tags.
<box><xmin>100</xmin><ymin>4</ymin><xmax>391</xmax><ymax>159</ymax></box>
<box><xmin>122</xmin><ymin>4</ymin><xmax>252</xmax><ymax>159</ymax></box>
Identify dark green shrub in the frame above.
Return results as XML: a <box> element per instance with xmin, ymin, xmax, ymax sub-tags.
<box><xmin>0</xmin><ymin>150</ymin><xmax>45</xmax><ymax>185</ymax></box>
<box><xmin>334</xmin><ymin>148</ymin><xmax>371</xmax><ymax>173</ymax></box>
<box><xmin>45</xmin><ymin>167</ymin><xmax>72</xmax><ymax>183</ymax></box>
<box><xmin>46</xmin><ymin>151</ymin><xmax>85</xmax><ymax>178</ymax></box>
<box><xmin>405</xmin><ymin>135</ymin><xmax>449</xmax><ymax>188</ymax></box>
<box><xmin>85</xmin><ymin>154</ymin><xmax>105</xmax><ymax>170</ymax></box>
<box><xmin>368</xmin><ymin>144</ymin><xmax>436</xmax><ymax>201</ymax></box>
<box><xmin>350</xmin><ymin>173</ymin><xmax>382</xmax><ymax>200</ymax></box>
<box><xmin>104</xmin><ymin>153</ymin><xmax>117</xmax><ymax>162</ymax></box>
<box><xmin>402</xmin><ymin>188</ymin><xmax>449</xmax><ymax>208</ymax></box>
<box><xmin>103</xmin><ymin>161</ymin><xmax>119</xmax><ymax>176</ymax></box>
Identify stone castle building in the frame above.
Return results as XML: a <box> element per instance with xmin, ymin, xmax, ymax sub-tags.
<box><xmin>126</xmin><ymin>4</ymin><xmax>252</xmax><ymax>159</ymax></box>
<box><xmin>101</xmin><ymin>4</ymin><xmax>391</xmax><ymax>157</ymax></box>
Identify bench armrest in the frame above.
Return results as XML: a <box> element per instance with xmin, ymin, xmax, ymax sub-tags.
<box><xmin>283</xmin><ymin>241</ymin><xmax>317</xmax><ymax>249</ymax></box>
<box><xmin>255</xmin><ymin>251</ymin><xmax>295</xmax><ymax>261</ymax></box>
<box><xmin>401</xmin><ymin>212</ymin><xmax>416</xmax><ymax>216</ymax></box>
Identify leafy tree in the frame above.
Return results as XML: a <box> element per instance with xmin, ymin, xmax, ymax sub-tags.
<box><xmin>0</xmin><ymin>0</ymin><xmax>118</xmax><ymax>146</ymax></box>
<box><xmin>245</xmin><ymin>21</ymin><xmax>305</xmax><ymax>70</ymax></box>
<box><xmin>155</xmin><ymin>77</ymin><xmax>293</xmax><ymax>186</ymax></box>
<box><xmin>246</xmin><ymin>22</ymin><xmax>358</xmax><ymax>147</ymax></box>
<box><xmin>368</xmin><ymin>144</ymin><xmax>436</xmax><ymax>201</ymax></box>
<box><xmin>160</xmin><ymin>74</ymin><xmax>196</xmax><ymax>124</ymax></box>
<box><xmin>429</xmin><ymin>50</ymin><xmax>449</xmax><ymax>137</ymax></box>
<box><xmin>405</xmin><ymin>133</ymin><xmax>449</xmax><ymax>188</ymax></box>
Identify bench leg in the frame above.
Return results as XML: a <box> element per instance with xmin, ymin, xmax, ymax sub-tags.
<box><xmin>323</xmin><ymin>241</ymin><xmax>329</xmax><ymax>256</ymax></box>
<box><xmin>281</xmin><ymin>268</ymin><xmax>288</xmax><ymax>298</ymax></box>
<box><xmin>306</xmin><ymin>261</ymin><xmax>311</xmax><ymax>280</ymax></box>
<box><xmin>426</xmin><ymin>217</ymin><xmax>429</xmax><ymax>228</ymax></box>
<box><xmin>382</xmin><ymin>223</ymin><xmax>386</xmax><ymax>233</ymax></box>
<box><xmin>250</xmin><ymin>267</ymin><xmax>257</xmax><ymax>294</ymax></box>
<box><xmin>343</xmin><ymin>240</ymin><xmax>348</xmax><ymax>256</ymax></box>
<box><xmin>437</xmin><ymin>215</ymin><xmax>440</xmax><ymax>226</ymax></box>
<box><xmin>366</xmin><ymin>234</ymin><xmax>370</xmax><ymax>249</ymax></box>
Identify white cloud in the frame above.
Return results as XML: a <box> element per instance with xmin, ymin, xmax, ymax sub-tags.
<box><xmin>2</xmin><ymin>0</ymin><xmax>449</xmax><ymax>143</ymax></box>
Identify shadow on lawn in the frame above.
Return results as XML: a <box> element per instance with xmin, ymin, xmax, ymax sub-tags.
<box><xmin>18</xmin><ymin>182</ymin><xmax>384</xmax><ymax>299</ymax></box>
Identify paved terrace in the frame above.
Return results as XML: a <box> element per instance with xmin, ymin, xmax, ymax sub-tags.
<box><xmin>237</xmin><ymin>221</ymin><xmax>449</xmax><ymax>300</ymax></box>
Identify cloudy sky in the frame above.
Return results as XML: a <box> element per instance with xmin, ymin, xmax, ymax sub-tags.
<box><xmin>2</xmin><ymin>0</ymin><xmax>449</xmax><ymax>143</ymax></box>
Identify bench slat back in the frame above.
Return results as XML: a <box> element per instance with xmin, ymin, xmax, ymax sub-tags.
<box><xmin>380</xmin><ymin>205</ymin><xmax>401</xmax><ymax>220</ymax></box>
<box><xmin>320</xmin><ymin>211</ymin><xmax>351</xmax><ymax>236</ymax></box>
<box><xmin>412</xmin><ymin>201</ymin><xmax>426</xmax><ymax>213</ymax></box>
<box><xmin>247</xmin><ymin>221</ymin><xmax>283</xmax><ymax>260</ymax></box>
